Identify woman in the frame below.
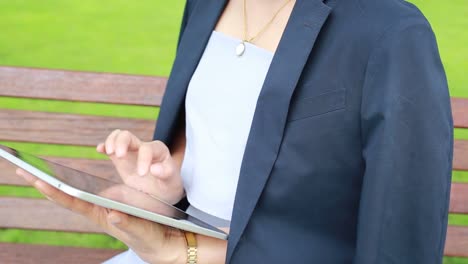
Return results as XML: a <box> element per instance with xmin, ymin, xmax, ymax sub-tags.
<box><xmin>17</xmin><ymin>0</ymin><xmax>453</xmax><ymax>263</ymax></box>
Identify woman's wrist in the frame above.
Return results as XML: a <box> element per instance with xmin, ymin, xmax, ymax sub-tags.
<box><xmin>195</xmin><ymin>233</ymin><xmax>228</xmax><ymax>264</ymax></box>
<box><xmin>145</xmin><ymin>228</ymin><xmax>187</xmax><ymax>264</ymax></box>
<box><xmin>157</xmin><ymin>232</ymin><xmax>227</xmax><ymax>264</ymax></box>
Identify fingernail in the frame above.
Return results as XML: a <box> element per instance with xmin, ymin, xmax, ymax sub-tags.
<box><xmin>106</xmin><ymin>145</ymin><xmax>113</xmax><ymax>155</ymax></box>
<box><xmin>116</xmin><ymin>149</ymin><xmax>123</xmax><ymax>158</ymax></box>
<box><xmin>96</xmin><ymin>143</ymin><xmax>103</xmax><ymax>152</ymax></box>
<box><xmin>138</xmin><ymin>167</ymin><xmax>146</xmax><ymax>176</ymax></box>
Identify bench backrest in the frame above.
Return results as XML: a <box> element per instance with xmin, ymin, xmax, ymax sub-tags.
<box><xmin>0</xmin><ymin>66</ymin><xmax>165</xmax><ymax>234</ymax></box>
<box><xmin>0</xmin><ymin>66</ymin><xmax>467</xmax><ymax>259</ymax></box>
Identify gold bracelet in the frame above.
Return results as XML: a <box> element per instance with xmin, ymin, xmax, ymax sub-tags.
<box><xmin>184</xmin><ymin>231</ymin><xmax>197</xmax><ymax>264</ymax></box>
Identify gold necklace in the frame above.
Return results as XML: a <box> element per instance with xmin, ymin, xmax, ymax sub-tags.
<box><xmin>236</xmin><ymin>0</ymin><xmax>293</xmax><ymax>56</ymax></box>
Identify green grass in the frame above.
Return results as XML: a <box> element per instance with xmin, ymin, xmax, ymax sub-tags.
<box><xmin>0</xmin><ymin>186</ymin><xmax>42</xmax><ymax>198</ymax></box>
<box><xmin>0</xmin><ymin>97</ymin><xmax>159</xmax><ymax>120</ymax></box>
<box><xmin>0</xmin><ymin>0</ymin><xmax>185</xmax><ymax>76</ymax></box>
<box><xmin>446</xmin><ymin>257</ymin><xmax>468</xmax><ymax>264</ymax></box>
<box><xmin>455</xmin><ymin>128</ymin><xmax>468</xmax><ymax>140</ymax></box>
<box><xmin>0</xmin><ymin>0</ymin><xmax>467</xmax><ymax>262</ymax></box>
<box><xmin>449</xmin><ymin>214</ymin><xmax>468</xmax><ymax>226</ymax></box>
<box><xmin>0</xmin><ymin>229</ymin><xmax>127</xmax><ymax>250</ymax></box>
<box><xmin>453</xmin><ymin>171</ymin><xmax>468</xmax><ymax>183</ymax></box>
<box><xmin>0</xmin><ymin>141</ymin><xmax>106</xmax><ymax>159</ymax></box>
<box><xmin>410</xmin><ymin>0</ymin><xmax>468</xmax><ymax>98</ymax></box>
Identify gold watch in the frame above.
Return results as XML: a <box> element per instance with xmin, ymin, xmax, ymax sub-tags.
<box><xmin>184</xmin><ymin>231</ymin><xmax>197</xmax><ymax>264</ymax></box>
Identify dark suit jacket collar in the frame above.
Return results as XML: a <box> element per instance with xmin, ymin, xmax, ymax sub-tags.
<box><xmin>153</xmin><ymin>0</ymin><xmax>333</xmax><ymax>261</ymax></box>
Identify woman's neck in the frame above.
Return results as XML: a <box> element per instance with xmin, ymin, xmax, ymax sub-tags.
<box><xmin>214</xmin><ymin>0</ymin><xmax>296</xmax><ymax>53</ymax></box>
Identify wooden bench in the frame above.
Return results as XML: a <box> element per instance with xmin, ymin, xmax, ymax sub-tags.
<box><xmin>0</xmin><ymin>66</ymin><xmax>166</xmax><ymax>263</ymax></box>
<box><xmin>0</xmin><ymin>66</ymin><xmax>468</xmax><ymax>262</ymax></box>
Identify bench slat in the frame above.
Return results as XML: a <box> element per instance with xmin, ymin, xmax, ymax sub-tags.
<box><xmin>452</xmin><ymin>97</ymin><xmax>468</xmax><ymax>129</ymax></box>
<box><xmin>449</xmin><ymin>183</ymin><xmax>468</xmax><ymax>214</ymax></box>
<box><xmin>0</xmin><ymin>197</ymin><xmax>103</xmax><ymax>233</ymax></box>
<box><xmin>0</xmin><ymin>109</ymin><xmax>154</xmax><ymax>146</ymax></box>
<box><xmin>0</xmin><ymin>157</ymin><xmax>118</xmax><ymax>186</ymax></box>
<box><xmin>0</xmin><ymin>66</ymin><xmax>166</xmax><ymax>106</ymax></box>
<box><xmin>445</xmin><ymin>226</ymin><xmax>468</xmax><ymax>258</ymax></box>
<box><xmin>454</xmin><ymin>140</ymin><xmax>468</xmax><ymax>171</ymax></box>
<box><xmin>0</xmin><ymin>243</ymin><xmax>123</xmax><ymax>264</ymax></box>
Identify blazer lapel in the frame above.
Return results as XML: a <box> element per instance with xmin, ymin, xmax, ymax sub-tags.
<box><xmin>153</xmin><ymin>0</ymin><xmax>227</xmax><ymax>144</ymax></box>
<box><xmin>227</xmin><ymin>0</ymin><xmax>332</xmax><ymax>261</ymax></box>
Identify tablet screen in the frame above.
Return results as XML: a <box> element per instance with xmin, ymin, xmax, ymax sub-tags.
<box><xmin>0</xmin><ymin>144</ymin><xmax>226</xmax><ymax>238</ymax></box>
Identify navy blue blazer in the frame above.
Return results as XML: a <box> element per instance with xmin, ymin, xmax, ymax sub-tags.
<box><xmin>153</xmin><ymin>0</ymin><xmax>454</xmax><ymax>263</ymax></box>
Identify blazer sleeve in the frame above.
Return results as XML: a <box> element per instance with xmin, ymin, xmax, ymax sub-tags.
<box><xmin>354</xmin><ymin>18</ymin><xmax>454</xmax><ymax>264</ymax></box>
<box><xmin>152</xmin><ymin>0</ymin><xmax>195</xmax><ymax>141</ymax></box>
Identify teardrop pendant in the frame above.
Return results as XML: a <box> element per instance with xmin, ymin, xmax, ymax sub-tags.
<box><xmin>236</xmin><ymin>42</ymin><xmax>246</xmax><ymax>57</ymax></box>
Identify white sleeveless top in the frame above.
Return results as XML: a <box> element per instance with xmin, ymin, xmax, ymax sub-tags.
<box><xmin>102</xmin><ymin>31</ymin><xmax>274</xmax><ymax>264</ymax></box>
<box><xmin>181</xmin><ymin>31</ymin><xmax>273</xmax><ymax>221</ymax></box>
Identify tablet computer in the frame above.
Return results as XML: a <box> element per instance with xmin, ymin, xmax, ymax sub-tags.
<box><xmin>0</xmin><ymin>144</ymin><xmax>228</xmax><ymax>240</ymax></box>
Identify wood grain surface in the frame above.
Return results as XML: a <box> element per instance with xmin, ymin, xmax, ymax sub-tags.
<box><xmin>449</xmin><ymin>183</ymin><xmax>468</xmax><ymax>214</ymax></box>
<box><xmin>0</xmin><ymin>109</ymin><xmax>154</xmax><ymax>146</ymax></box>
<box><xmin>454</xmin><ymin>140</ymin><xmax>468</xmax><ymax>171</ymax></box>
<box><xmin>0</xmin><ymin>243</ymin><xmax>123</xmax><ymax>264</ymax></box>
<box><xmin>445</xmin><ymin>226</ymin><xmax>468</xmax><ymax>258</ymax></box>
<box><xmin>0</xmin><ymin>66</ymin><xmax>166</xmax><ymax>106</ymax></box>
<box><xmin>452</xmin><ymin>97</ymin><xmax>468</xmax><ymax>129</ymax></box>
<box><xmin>0</xmin><ymin>197</ymin><xmax>104</xmax><ymax>233</ymax></box>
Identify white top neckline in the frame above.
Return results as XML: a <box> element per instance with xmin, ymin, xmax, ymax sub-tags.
<box><xmin>212</xmin><ymin>30</ymin><xmax>275</xmax><ymax>56</ymax></box>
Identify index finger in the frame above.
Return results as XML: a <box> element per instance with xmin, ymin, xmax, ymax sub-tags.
<box><xmin>115</xmin><ymin>130</ymin><xmax>141</xmax><ymax>158</ymax></box>
<box><xmin>136</xmin><ymin>141</ymin><xmax>168</xmax><ymax>176</ymax></box>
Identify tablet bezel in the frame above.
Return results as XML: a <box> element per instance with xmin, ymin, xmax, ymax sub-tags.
<box><xmin>0</xmin><ymin>146</ymin><xmax>228</xmax><ymax>240</ymax></box>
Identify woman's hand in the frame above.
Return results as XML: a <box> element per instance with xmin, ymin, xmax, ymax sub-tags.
<box><xmin>97</xmin><ymin>129</ymin><xmax>184</xmax><ymax>205</ymax></box>
<box><xmin>16</xmin><ymin>168</ymin><xmax>187</xmax><ymax>264</ymax></box>
<box><xmin>15</xmin><ymin>129</ymin><xmax>228</xmax><ymax>263</ymax></box>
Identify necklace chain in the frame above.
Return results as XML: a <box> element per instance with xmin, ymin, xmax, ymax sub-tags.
<box><xmin>243</xmin><ymin>0</ymin><xmax>293</xmax><ymax>43</ymax></box>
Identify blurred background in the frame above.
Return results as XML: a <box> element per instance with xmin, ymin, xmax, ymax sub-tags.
<box><xmin>0</xmin><ymin>0</ymin><xmax>466</xmax><ymax>263</ymax></box>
